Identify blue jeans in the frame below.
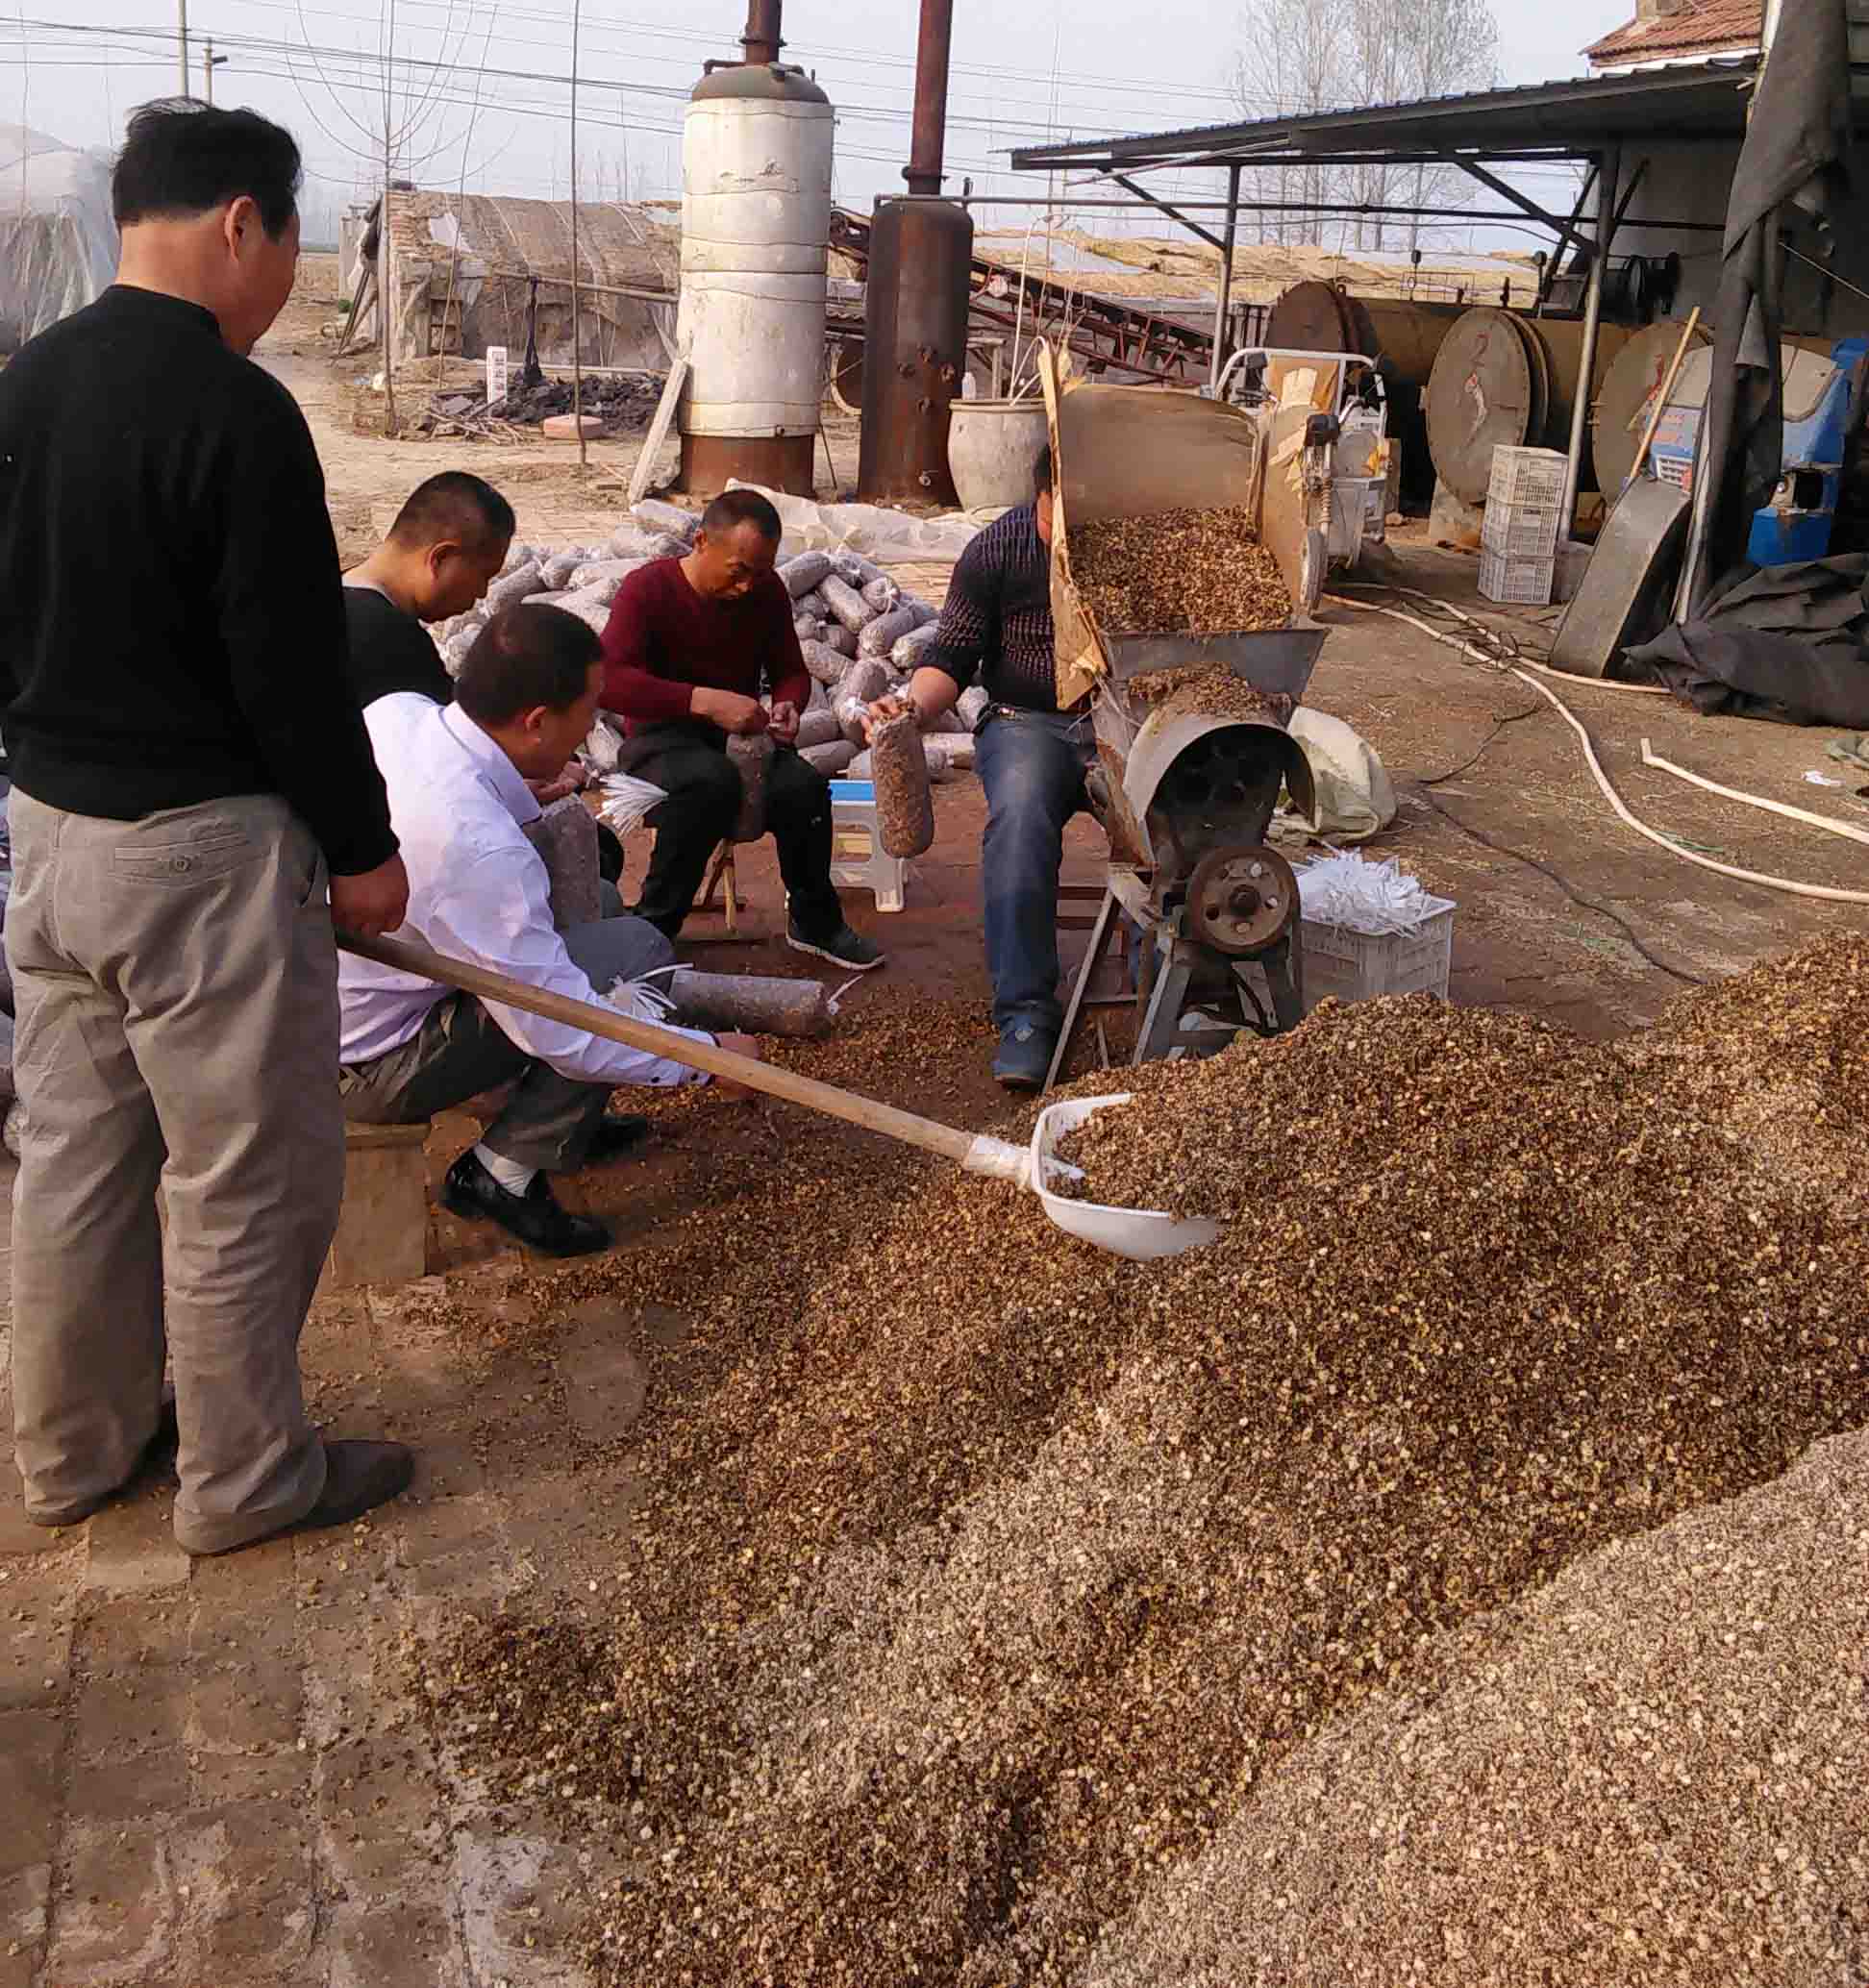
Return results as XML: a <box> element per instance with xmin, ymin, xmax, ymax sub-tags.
<box><xmin>976</xmin><ymin>706</ymin><xmax>1096</xmax><ymax>1034</ymax></box>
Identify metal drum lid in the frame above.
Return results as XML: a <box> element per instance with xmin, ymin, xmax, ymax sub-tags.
<box><xmin>1591</xmin><ymin>320</ymin><xmax>1693</xmax><ymax>499</ymax></box>
<box><xmin>1424</xmin><ymin>307</ymin><xmax>1542</xmax><ymax>505</ymax></box>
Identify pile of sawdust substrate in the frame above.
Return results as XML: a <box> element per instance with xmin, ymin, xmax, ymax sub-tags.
<box><xmin>1082</xmin><ymin>1425</ymin><xmax>1869</xmax><ymax>1986</ymax></box>
<box><xmin>413</xmin><ymin>938</ymin><xmax>1869</xmax><ymax>1988</ymax></box>
<box><xmin>1071</xmin><ymin>506</ymin><xmax>1287</xmax><ymax>634</ymax></box>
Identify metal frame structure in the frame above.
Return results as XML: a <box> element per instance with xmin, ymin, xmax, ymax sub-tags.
<box><xmin>830</xmin><ymin>207</ymin><xmax>1259</xmax><ymax>388</ymax></box>
<box><xmin>1005</xmin><ymin>59</ymin><xmax>1772</xmax><ymax>526</ymax></box>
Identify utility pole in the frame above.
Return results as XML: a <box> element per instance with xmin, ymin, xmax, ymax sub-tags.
<box><xmin>177</xmin><ymin>0</ymin><xmax>190</xmax><ymax>96</ymax></box>
<box><xmin>203</xmin><ymin>39</ymin><xmax>227</xmax><ymax>103</ymax></box>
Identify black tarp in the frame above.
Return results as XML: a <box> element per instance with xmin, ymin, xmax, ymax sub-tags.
<box><xmin>1680</xmin><ymin>0</ymin><xmax>1854</xmax><ymax>611</ymax></box>
<box><xmin>1625</xmin><ymin>556</ymin><xmax>1869</xmax><ymax>725</ymax></box>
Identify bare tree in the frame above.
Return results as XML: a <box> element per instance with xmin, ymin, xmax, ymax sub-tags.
<box><xmin>1234</xmin><ymin>0</ymin><xmax>1497</xmax><ymax>252</ymax></box>
<box><xmin>1232</xmin><ymin>0</ymin><xmax>1347</xmax><ymax>247</ymax></box>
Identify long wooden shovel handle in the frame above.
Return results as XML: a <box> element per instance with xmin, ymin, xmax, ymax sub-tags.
<box><xmin>1625</xmin><ymin>307</ymin><xmax>1703</xmax><ymax>494</ymax></box>
<box><xmin>339</xmin><ymin>930</ymin><xmax>1026</xmax><ymax>1180</ymax></box>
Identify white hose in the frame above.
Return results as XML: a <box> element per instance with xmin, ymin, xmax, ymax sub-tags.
<box><xmin>1640</xmin><ymin>739</ymin><xmax>1869</xmax><ymax>851</ymax></box>
<box><xmin>1326</xmin><ymin>584</ymin><xmax>1673</xmax><ymax>695</ymax></box>
<box><xmin>1509</xmin><ymin>669</ymin><xmax>1869</xmax><ymax>905</ymax></box>
<box><xmin>1328</xmin><ymin>589</ymin><xmax>1869</xmax><ymax>907</ymax></box>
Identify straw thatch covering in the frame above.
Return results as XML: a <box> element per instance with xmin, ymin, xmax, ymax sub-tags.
<box><xmin>373</xmin><ymin>187</ymin><xmax>678</xmax><ymax>370</ymax></box>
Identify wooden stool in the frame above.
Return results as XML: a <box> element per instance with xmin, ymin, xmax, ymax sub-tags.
<box><xmin>698</xmin><ymin>841</ymin><xmax>740</xmax><ymax>932</ymax></box>
<box><xmin>1044</xmin><ymin>885</ymin><xmax>1138</xmax><ymax>1093</ymax></box>
<box><xmin>326</xmin><ymin>1121</ymin><xmax>431</xmax><ymax>1288</ymax></box>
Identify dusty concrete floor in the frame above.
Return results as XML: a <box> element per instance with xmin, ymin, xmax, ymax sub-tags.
<box><xmin>3</xmin><ymin>253</ymin><xmax>1867</xmax><ymax>1986</ymax></box>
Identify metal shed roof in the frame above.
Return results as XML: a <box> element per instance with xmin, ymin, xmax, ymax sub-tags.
<box><xmin>1009</xmin><ymin>61</ymin><xmax>1768</xmax><ymax>174</ymax></box>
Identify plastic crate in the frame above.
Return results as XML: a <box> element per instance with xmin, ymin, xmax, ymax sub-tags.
<box><xmin>828</xmin><ymin>780</ymin><xmax>908</xmax><ymax>912</ymax></box>
<box><xmin>1479</xmin><ymin>544</ymin><xmax>1554</xmax><ymax>607</ymax></box>
<box><xmin>1301</xmin><ymin>901</ymin><xmax>1455</xmax><ymax>1013</ymax></box>
<box><xmin>1486</xmin><ymin>444</ymin><xmax>1566</xmax><ymax>509</ymax></box>
<box><xmin>1483</xmin><ymin>501</ymin><xmax>1563</xmax><ymax>559</ymax></box>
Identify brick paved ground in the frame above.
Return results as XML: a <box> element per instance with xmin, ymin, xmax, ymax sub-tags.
<box><xmin>0</xmin><ymin>1205</ymin><xmax>658</xmax><ymax>1988</ymax></box>
<box><xmin>7</xmin><ymin>537</ymin><xmax>1869</xmax><ymax>1985</ymax></box>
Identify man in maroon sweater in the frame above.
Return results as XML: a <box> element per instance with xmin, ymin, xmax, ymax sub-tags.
<box><xmin>600</xmin><ymin>488</ymin><xmax>882</xmax><ymax>970</ymax></box>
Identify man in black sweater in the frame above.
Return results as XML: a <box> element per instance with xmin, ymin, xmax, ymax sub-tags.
<box><xmin>863</xmin><ymin>446</ymin><xmax>1090</xmax><ymax>1090</ymax></box>
<box><xmin>0</xmin><ymin>99</ymin><xmax>414</xmax><ymax>1555</ymax></box>
<box><xmin>343</xmin><ymin>470</ymin><xmax>514</xmax><ymax>711</ymax></box>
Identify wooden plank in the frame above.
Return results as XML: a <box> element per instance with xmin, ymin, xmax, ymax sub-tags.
<box><xmin>327</xmin><ymin>1123</ymin><xmax>431</xmax><ymax>1287</ymax></box>
<box><xmin>628</xmin><ymin>353</ymin><xmax>689</xmax><ymax>508</ymax></box>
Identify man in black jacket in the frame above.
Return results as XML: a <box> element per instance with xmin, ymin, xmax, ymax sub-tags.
<box><xmin>863</xmin><ymin>447</ymin><xmax>1089</xmax><ymax>1090</ymax></box>
<box><xmin>343</xmin><ymin>470</ymin><xmax>514</xmax><ymax>711</ymax></box>
<box><xmin>0</xmin><ymin>99</ymin><xmax>413</xmax><ymax>1555</ymax></box>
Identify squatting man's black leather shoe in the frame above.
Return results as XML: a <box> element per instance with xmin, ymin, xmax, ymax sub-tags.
<box><xmin>441</xmin><ymin>1148</ymin><xmax>612</xmax><ymax>1257</ymax></box>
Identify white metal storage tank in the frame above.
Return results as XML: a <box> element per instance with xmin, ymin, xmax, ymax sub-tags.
<box><xmin>677</xmin><ymin>61</ymin><xmax>834</xmax><ymax>497</ymax></box>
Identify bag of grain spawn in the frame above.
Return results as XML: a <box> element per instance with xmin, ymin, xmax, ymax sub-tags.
<box><xmin>801</xmin><ymin>639</ymin><xmax>849</xmax><ymax>686</ymax></box>
<box><xmin>780</xmin><ymin>551</ymin><xmax>835</xmax><ymax>599</ymax></box>
<box><xmin>821</xmin><ymin>576</ymin><xmax>875</xmax><ymax>635</ymax></box>
<box><xmin>870</xmin><ymin>713</ymin><xmax>934</xmax><ymax>857</ymax></box>
<box><xmin>859</xmin><ymin>604</ymin><xmax>921</xmax><ymax>659</ymax></box>
<box><xmin>727</xmin><ymin>733</ymin><xmax>773</xmax><ymax>843</ymax></box>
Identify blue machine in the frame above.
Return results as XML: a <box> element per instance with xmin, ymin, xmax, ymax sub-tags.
<box><xmin>1745</xmin><ymin>335</ymin><xmax>1869</xmax><ymax>565</ymax></box>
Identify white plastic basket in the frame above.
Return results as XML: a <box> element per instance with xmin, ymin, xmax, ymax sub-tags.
<box><xmin>1483</xmin><ymin>502</ymin><xmax>1563</xmax><ymax>559</ymax></box>
<box><xmin>1486</xmin><ymin>445</ymin><xmax>1566</xmax><ymax>509</ymax></box>
<box><xmin>1301</xmin><ymin>901</ymin><xmax>1455</xmax><ymax>1012</ymax></box>
<box><xmin>1479</xmin><ymin>545</ymin><xmax>1555</xmax><ymax>607</ymax></box>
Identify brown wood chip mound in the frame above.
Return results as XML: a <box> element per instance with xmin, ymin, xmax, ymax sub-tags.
<box><xmin>1124</xmin><ymin>666</ymin><xmax>1294</xmax><ymax>724</ymax></box>
<box><xmin>410</xmin><ymin>937</ymin><xmax>1869</xmax><ymax>1988</ymax></box>
<box><xmin>1072</xmin><ymin>506</ymin><xmax>1287</xmax><ymax>634</ymax></box>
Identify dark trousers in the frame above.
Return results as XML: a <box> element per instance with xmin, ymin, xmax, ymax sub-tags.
<box><xmin>975</xmin><ymin>706</ymin><xmax>1096</xmax><ymax>1034</ymax></box>
<box><xmin>615</xmin><ymin>722</ymin><xmax>843</xmax><ymax>941</ymax></box>
<box><xmin>337</xmin><ymin>915</ymin><xmax>674</xmax><ymax>1172</ymax></box>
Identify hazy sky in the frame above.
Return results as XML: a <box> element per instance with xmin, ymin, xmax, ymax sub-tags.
<box><xmin>6</xmin><ymin>0</ymin><xmax>1636</xmax><ymax>250</ymax></box>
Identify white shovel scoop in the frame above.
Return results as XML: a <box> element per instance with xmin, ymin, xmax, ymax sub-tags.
<box><xmin>341</xmin><ymin>933</ymin><xmax>1218</xmax><ymax>1263</ymax></box>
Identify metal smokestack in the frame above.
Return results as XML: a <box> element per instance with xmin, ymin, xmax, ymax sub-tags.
<box><xmin>739</xmin><ymin>0</ymin><xmax>782</xmax><ymax>66</ymax></box>
<box><xmin>856</xmin><ymin>0</ymin><xmax>974</xmax><ymax>504</ymax></box>
<box><xmin>675</xmin><ymin>0</ymin><xmax>834</xmax><ymax>497</ymax></box>
<box><xmin>904</xmin><ymin>0</ymin><xmax>955</xmax><ymax>197</ymax></box>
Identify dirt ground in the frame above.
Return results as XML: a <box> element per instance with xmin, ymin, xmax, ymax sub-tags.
<box><xmin>1</xmin><ymin>252</ymin><xmax>1866</xmax><ymax>1987</ymax></box>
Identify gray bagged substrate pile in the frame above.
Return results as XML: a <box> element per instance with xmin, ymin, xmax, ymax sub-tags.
<box><xmin>429</xmin><ymin>504</ymin><xmax>977</xmax><ymax>796</ymax></box>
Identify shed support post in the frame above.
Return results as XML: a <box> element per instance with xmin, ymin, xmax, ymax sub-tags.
<box><xmin>1562</xmin><ymin>145</ymin><xmax>1619</xmax><ymax>532</ymax></box>
<box><xmin>1210</xmin><ymin>164</ymin><xmax>1241</xmax><ymax>392</ymax></box>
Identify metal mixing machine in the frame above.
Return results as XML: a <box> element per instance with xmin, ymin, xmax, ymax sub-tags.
<box><xmin>1070</xmin><ymin>630</ymin><xmax>1321</xmax><ymax>1069</ymax></box>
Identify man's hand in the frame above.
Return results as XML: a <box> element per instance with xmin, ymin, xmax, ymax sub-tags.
<box><xmin>767</xmin><ymin>700</ymin><xmax>802</xmax><ymax>747</ymax></box>
<box><xmin>527</xmin><ymin>760</ymin><xmax>587</xmax><ymax>807</ymax></box>
<box><xmin>330</xmin><ymin>853</ymin><xmax>410</xmax><ymax>938</ymax></box>
<box><xmin>710</xmin><ymin>1030</ymin><xmax>765</xmax><ymax>1102</ymax></box>
<box><xmin>691</xmin><ymin>688</ymin><xmax>770</xmax><ymax>737</ymax></box>
<box><xmin>860</xmin><ymin>693</ymin><xmax>914</xmax><ymax>743</ymax></box>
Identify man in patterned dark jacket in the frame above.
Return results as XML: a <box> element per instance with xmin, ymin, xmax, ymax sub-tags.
<box><xmin>863</xmin><ymin>447</ymin><xmax>1090</xmax><ymax>1090</ymax></box>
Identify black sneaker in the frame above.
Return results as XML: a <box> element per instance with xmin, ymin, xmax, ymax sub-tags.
<box><xmin>586</xmin><ymin>1112</ymin><xmax>651</xmax><ymax>1164</ymax></box>
<box><xmin>441</xmin><ymin>1150</ymin><xmax>613</xmax><ymax>1257</ymax></box>
<box><xmin>785</xmin><ymin>923</ymin><xmax>885</xmax><ymax>972</ymax></box>
<box><xmin>992</xmin><ymin>1019</ymin><xmax>1057</xmax><ymax>1092</ymax></box>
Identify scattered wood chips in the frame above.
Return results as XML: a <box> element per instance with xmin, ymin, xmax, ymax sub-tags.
<box><xmin>411</xmin><ymin>938</ymin><xmax>1869</xmax><ymax>1988</ymax></box>
<box><xmin>1071</xmin><ymin>506</ymin><xmax>1287</xmax><ymax>635</ymax></box>
<box><xmin>1123</xmin><ymin>665</ymin><xmax>1294</xmax><ymax>724</ymax></box>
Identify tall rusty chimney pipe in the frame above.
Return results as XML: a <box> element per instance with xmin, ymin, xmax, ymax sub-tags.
<box><xmin>903</xmin><ymin>0</ymin><xmax>954</xmax><ymax>196</ymax></box>
<box><xmin>739</xmin><ymin>0</ymin><xmax>783</xmax><ymax>65</ymax></box>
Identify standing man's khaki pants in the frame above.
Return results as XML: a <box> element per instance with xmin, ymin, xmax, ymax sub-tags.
<box><xmin>6</xmin><ymin>789</ymin><xmax>339</xmax><ymax>1554</ymax></box>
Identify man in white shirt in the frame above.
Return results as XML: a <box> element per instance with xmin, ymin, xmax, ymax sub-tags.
<box><xmin>338</xmin><ymin>600</ymin><xmax>758</xmax><ymax>1258</ymax></box>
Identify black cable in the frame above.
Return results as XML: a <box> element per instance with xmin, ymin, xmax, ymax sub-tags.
<box><xmin>1414</xmin><ymin>786</ymin><xmax>1707</xmax><ymax>987</ymax></box>
<box><xmin>1419</xmin><ymin>701</ymin><xmax>1547</xmax><ymax>785</ymax></box>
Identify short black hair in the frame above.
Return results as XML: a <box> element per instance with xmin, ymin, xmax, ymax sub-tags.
<box><xmin>388</xmin><ymin>472</ymin><xmax>516</xmax><ymax>555</ymax></box>
<box><xmin>455</xmin><ymin>603</ymin><xmax>601</xmax><ymax>725</ymax></box>
<box><xmin>1033</xmin><ymin>443</ymin><xmax>1053</xmax><ymax>498</ymax></box>
<box><xmin>113</xmin><ymin>99</ymin><xmax>303</xmax><ymax>238</ymax></box>
<box><xmin>700</xmin><ymin>488</ymin><xmax>782</xmax><ymax>541</ymax></box>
